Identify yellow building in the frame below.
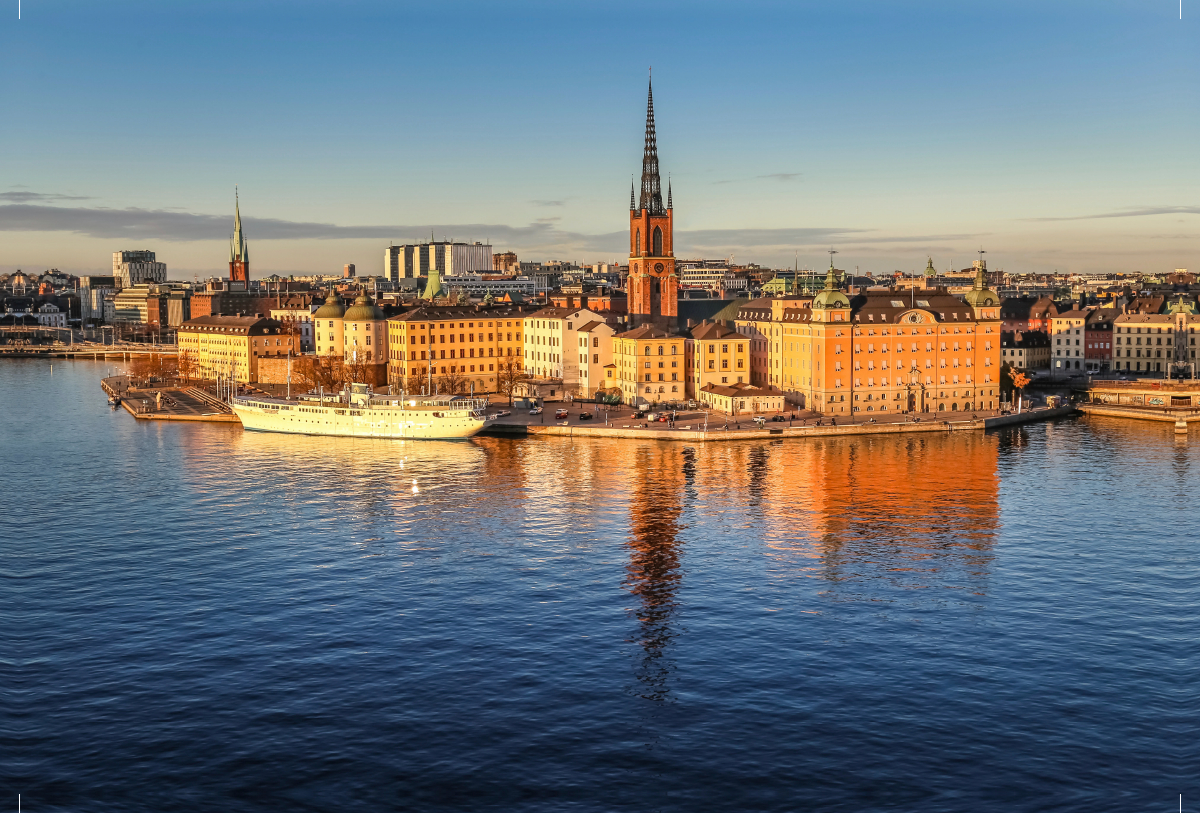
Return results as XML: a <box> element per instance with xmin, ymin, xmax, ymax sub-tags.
<box><xmin>387</xmin><ymin>304</ymin><xmax>533</xmax><ymax>395</ymax></box>
<box><xmin>611</xmin><ymin>325</ymin><xmax>691</xmax><ymax>405</ymax></box>
<box><xmin>734</xmin><ymin>264</ymin><xmax>1002</xmax><ymax>415</ymax></box>
<box><xmin>691</xmin><ymin>320</ymin><xmax>750</xmax><ymax>392</ymax></box>
<box><xmin>341</xmin><ymin>295</ymin><xmax>387</xmax><ymax>364</ymax></box>
<box><xmin>177</xmin><ymin>315</ymin><xmax>294</xmax><ymax>383</ymax></box>
<box><xmin>697</xmin><ymin>382</ymin><xmax>785</xmax><ymax>415</ymax></box>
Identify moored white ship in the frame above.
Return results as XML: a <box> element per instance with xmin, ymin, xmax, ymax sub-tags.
<box><xmin>231</xmin><ymin>383</ymin><xmax>491</xmax><ymax>439</ymax></box>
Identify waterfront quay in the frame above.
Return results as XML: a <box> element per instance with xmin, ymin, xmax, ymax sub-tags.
<box><xmin>101</xmin><ymin>375</ymin><xmax>239</xmax><ymax>423</ymax></box>
<box><xmin>484</xmin><ymin>403</ymin><xmax>1075</xmax><ymax>442</ymax></box>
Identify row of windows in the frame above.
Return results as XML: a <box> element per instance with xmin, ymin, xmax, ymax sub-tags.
<box><xmin>393</xmin><ymin>346</ymin><xmax>519</xmax><ymax>361</ymax></box>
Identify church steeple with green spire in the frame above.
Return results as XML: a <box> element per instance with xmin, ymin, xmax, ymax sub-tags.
<box><xmin>229</xmin><ymin>188</ymin><xmax>250</xmax><ymax>283</ymax></box>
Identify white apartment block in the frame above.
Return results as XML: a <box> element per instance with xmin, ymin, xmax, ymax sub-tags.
<box><xmin>575</xmin><ymin>320</ymin><xmax>616</xmax><ymax>398</ymax></box>
<box><xmin>522</xmin><ymin>306</ymin><xmax>607</xmax><ymax>387</ymax></box>
<box><xmin>384</xmin><ymin>241</ymin><xmax>492</xmax><ymax>282</ymax></box>
<box><xmin>113</xmin><ymin>250</ymin><xmax>167</xmax><ymax>288</ymax></box>
<box><xmin>1050</xmin><ymin>311</ymin><xmax>1088</xmax><ymax>375</ymax></box>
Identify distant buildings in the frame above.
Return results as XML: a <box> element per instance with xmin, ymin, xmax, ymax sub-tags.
<box><xmin>383</xmin><ymin>241</ymin><xmax>492</xmax><ymax>282</ymax></box>
<box><xmin>493</xmin><ymin>251</ymin><xmax>519</xmax><ymax>274</ymax></box>
<box><xmin>113</xmin><ymin>251</ymin><xmax>166</xmax><ymax>288</ymax></box>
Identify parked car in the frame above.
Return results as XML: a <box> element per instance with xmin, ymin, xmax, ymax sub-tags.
<box><xmin>578</xmin><ymin>412</ymin><xmax>593</xmax><ymax>420</ymax></box>
<box><xmin>555</xmin><ymin>408</ymin><xmax>569</xmax><ymax>419</ymax></box>
<box><xmin>770</xmin><ymin>415</ymin><xmax>785</xmax><ymax>422</ymax></box>
<box><xmin>646</xmin><ymin>412</ymin><xmax>659</xmax><ymax>421</ymax></box>
<box><xmin>657</xmin><ymin>415</ymin><xmax>669</xmax><ymax>422</ymax></box>
<box><xmin>529</xmin><ymin>406</ymin><xmax>543</xmax><ymax>415</ymax></box>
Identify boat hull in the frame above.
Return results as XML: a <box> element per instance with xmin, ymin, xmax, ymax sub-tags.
<box><xmin>231</xmin><ymin>401</ymin><xmax>486</xmax><ymax>439</ymax></box>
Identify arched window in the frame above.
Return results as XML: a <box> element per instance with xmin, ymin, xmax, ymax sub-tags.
<box><xmin>653</xmin><ymin>227</ymin><xmax>663</xmax><ymax>256</ymax></box>
<box><xmin>635</xmin><ymin>229</ymin><xmax>641</xmax><ymax>256</ymax></box>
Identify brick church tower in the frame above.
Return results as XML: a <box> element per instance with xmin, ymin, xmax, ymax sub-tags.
<box><xmin>628</xmin><ymin>78</ymin><xmax>676</xmax><ymax>328</ymax></box>
<box><xmin>229</xmin><ymin>190</ymin><xmax>250</xmax><ymax>283</ymax></box>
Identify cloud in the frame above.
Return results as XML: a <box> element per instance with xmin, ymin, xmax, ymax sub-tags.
<box><xmin>0</xmin><ymin>191</ymin><xmax>93</xmax><ymax>203</ymax></box>
<box><xmin>1026</xmin><ymin>205</ymin><xmax>1200</xmax><ymax>222</ymax></box>
<box><xmin>756</xmin><ymin>173</ymin><xmax>801</xmax><ymax>182</ymax></box>
<box><xmin>0</xmin><ymin>201</ymin><xmax>981</xmax><ymax>266</ymax></box>
<box><xmin>532</xmin><ymin>199</ymin><xmax>566</xmax><ymax>207</ymax></box>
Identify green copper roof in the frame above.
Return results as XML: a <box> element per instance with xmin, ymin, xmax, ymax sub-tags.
<box><xmin>963</xmin><ymin>264</ymin><xmax>998</xmax><ymax>307</ymax></box>
<box><xmin>422</xmin><ymin>267</ymin><xmax>443</xmax><ymax>300</ymax></box>
<box><xmin>812</xmin><ymin>263</ymin><xmax>850</xmax><ymax>309</ymax></box>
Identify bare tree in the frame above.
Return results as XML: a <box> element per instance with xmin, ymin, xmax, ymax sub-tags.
<box><xmin>436</xmin><ymin>367</ymin><xmax>468</xmax><ymax>395</ymax></box>
<box><xmin>343</xmin><ymin>354</ymin><xmax>369</xmax><ymax>386</ymax></box>
<box><xmin>407</xmin><ymin>369</ymin><xmax>428</xmax><ymax>396</ymax></box>
<box><xmin>295</xmin><ymin>355</ymin><xmax>338</xmax><ymax>392</ymax></box>
<box><xmin>495</xmin><ymin>360</ymin><xmax>529</xmax><ymax>406</ymax></box>
<box><xmin>176</xmin><ymin>349</ymin><xmax>196</xmax><ymax>383</ymax></box>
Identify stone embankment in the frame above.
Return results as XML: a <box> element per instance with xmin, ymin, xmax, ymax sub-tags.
<box><xmin>483</xmin><ymin>405</ymin><xmax>1076</xmax><ymax>443</ymax></box>
<box><xmin>1078</xmin><ymin>404</ymin><xmax>1200</xmax><ymax>424</ymax></box>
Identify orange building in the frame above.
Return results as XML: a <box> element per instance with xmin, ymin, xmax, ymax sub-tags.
<box><xmin>738</xmin><ymin>264</ymin><xmax>1002</xmax><ymax>415</ymax></box>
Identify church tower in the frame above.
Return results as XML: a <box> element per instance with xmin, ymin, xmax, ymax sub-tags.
<box><xmin>229</xmin><ymin>190</ymin><xmax>250</xmax><ymax>283</ymax></box>
<box><xmin>628</xmin><ymin>77</ymin><xmax>676</xmax><ymax>327</ymax></box>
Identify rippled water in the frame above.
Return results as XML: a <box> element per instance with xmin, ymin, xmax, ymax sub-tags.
<box><xmin>3</xmin><ymin>360</ymin><xmax>1195</xmax><ymax>811</ymax></box>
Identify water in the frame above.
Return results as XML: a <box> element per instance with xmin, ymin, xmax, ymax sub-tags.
<box><xmin>2</xmin><ymin>360</ymin><xmax>1194</xmax><ymax>811</ymax></box>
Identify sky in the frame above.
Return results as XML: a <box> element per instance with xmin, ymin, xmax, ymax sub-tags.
<box><xmin>2</xmin><ymin>0</ymin><xmax>1199</xmax><ymax>278</ymax></box>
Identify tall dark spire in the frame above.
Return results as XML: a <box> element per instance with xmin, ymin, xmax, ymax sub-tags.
<box><xmin>638</xmin><ymin>77</ymin><xmax>665</xmax><ymax>215</ymax></box>
<box><xmin>631</xmin><ymin>177</ymin><xmax>636</xmax><ymax>210</ymax></box>
<box><xmin>667</xmin><ymin>176</ymin><xmax>672</xmax><ymax>209</ymax></box>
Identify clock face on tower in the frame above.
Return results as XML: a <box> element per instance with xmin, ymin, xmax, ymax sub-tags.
<box><xmin>655</xmin><ymin>262</ymin><xmax>664</xmax><ymax>273</ymax></box>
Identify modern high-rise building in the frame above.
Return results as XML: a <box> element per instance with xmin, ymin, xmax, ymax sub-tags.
<box><xmin>229</xmin><ymin>192</ymin><xmax>250</xmax><ymax>283</ymax></box>
<box><xmin>383</xmin><ymin>241</ymin><xmax>492</xmax><ymax>282</ymax></box>
<box><xmin>112</xmin><ymin>251</ymin><xmax>167</xmax><ymax>288</ymax></box>
<box><xmin>627</xmin><ymin>77</ymin><xmax>677</xmax><ymax>327</ymax></box>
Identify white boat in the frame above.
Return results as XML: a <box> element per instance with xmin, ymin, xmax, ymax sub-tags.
<box><xmin>230</xmin><ymin>383</ymin><xmax>491</xmax><ymax>439</ymax></box>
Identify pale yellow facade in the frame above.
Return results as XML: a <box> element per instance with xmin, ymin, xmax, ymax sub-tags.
<box><xmin>612</xmin><ymin>327</ymin><xmax>691</xmax><ymax>405</ymax></box>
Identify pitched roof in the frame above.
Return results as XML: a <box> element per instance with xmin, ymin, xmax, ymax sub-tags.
<box><xmin>616</xmin><ymin>325</ymin><xmax>675</xmax><ymax>340</ymax></box>
<box><xmin>700</xmin><ymin>382</ymin><xmax>783</xmax><ymax>397</ymax></box>
<box><xmin>690</xmin><ymin>320</ymin><xmax>741</xmax><ymax>340</ymax></box>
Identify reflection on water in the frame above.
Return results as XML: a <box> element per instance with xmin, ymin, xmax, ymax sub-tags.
<box><xmin>624</xmin><ymin>445</ymin><xmax>690</xmax><ymax>702</ymax></box>
<box><xmin>8</xmin><ymin>361</ymin><xmax>1197</xmax><ymax>812</ymax></box>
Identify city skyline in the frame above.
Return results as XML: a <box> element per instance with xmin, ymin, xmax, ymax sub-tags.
<box><xmin>3</xmin><ymin>0</ymin><xmax>1199</xmax><ymax>276</ymax></box>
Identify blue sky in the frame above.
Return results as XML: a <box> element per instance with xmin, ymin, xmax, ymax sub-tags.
<box><xmin>2</xmin><ymin>0</ymin><xmax>1198</xmax><ymax>278</ymax></box>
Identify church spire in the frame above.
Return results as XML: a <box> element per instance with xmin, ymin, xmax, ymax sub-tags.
<box><xmin>231</xmin><ymin>188</ymin><xmax>248</xmax><ymax>262</ymax></box>
<box><xmin>631</xmin><ymin>176</ymin><xmax>636</xmax><ymax>210</ymax></box>
<box><xmin>638</xmin><ymin>75</ymin><xmax>665</xmax><ymax>215</ymax></box>
<box><xmin>228</xmin><ymin>187</ymin><xmax>250</xmax><ymax>282</ymax></box>
<box><xmin>667</xmin><ymin>176</ymin><xmax>672</xmax><ymax>209</ymax></box>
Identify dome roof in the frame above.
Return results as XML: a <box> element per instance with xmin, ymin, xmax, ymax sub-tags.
<box><xmin>812</xmin><ymin>265</ymin><xmax>850</xmax><ymax>310</ymax></box>
<box><xmin>343</xmin><ymin>294</ymin><xmax>385</xmax><ymax>321</ymax></box>
<box><xmin>963</xmin><ymin>266</ymin><xmax>998</xmax><ymax>307</ymax></box>
<box><xmin>313</xmin><ymin>292</ymin><xmax>346</xmax><ymax>319</ymax></box>
<box><xmin>812</xmin><ymin>288</ymin><xmax>851</xmax><ymax>309</ymax></box>
<box><xmin>963</xmin><ymin>287</ymin><xmax>998</xmax><ymax>307</ymax></box>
